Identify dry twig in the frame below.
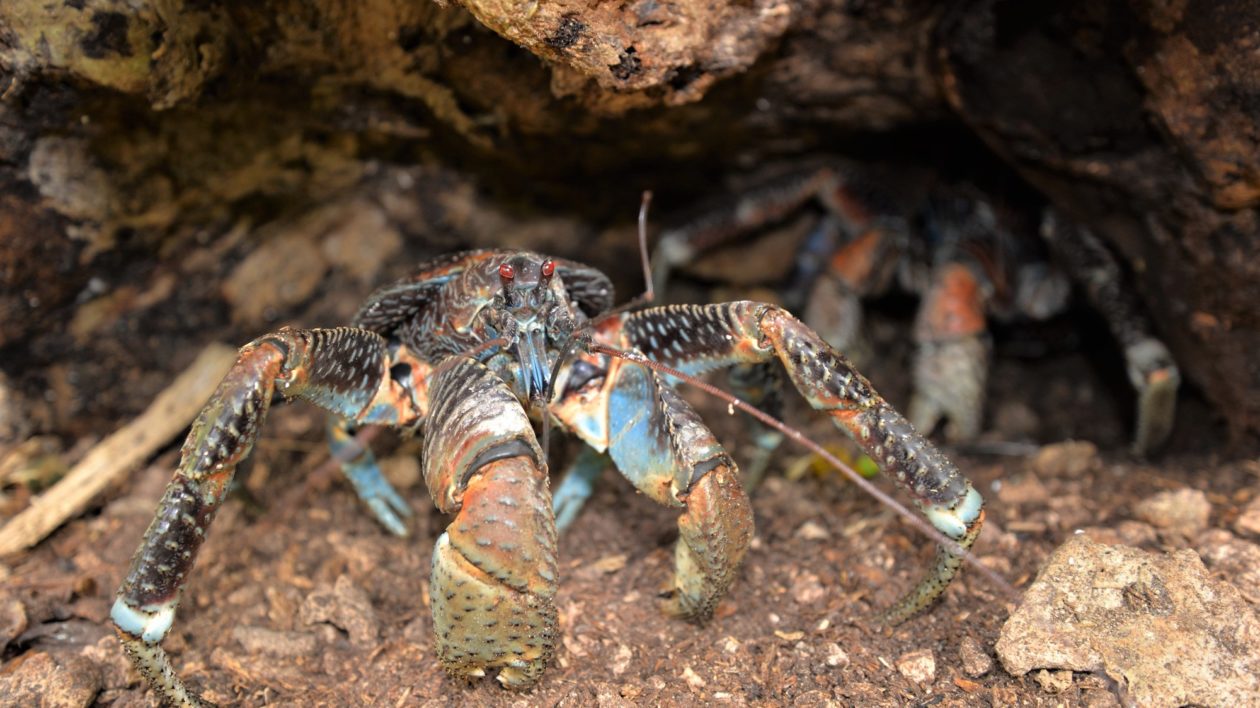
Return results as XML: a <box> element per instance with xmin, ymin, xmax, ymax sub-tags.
<box><xmin>0</xmin><ymin>343</ymin><xmax>237</xmax><ymax>556</ymax></box>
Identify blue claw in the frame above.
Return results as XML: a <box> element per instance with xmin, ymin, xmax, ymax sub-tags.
<box><xmin>552</xmin><ymin>447</ymin><xmax>608</xmax><ymax>533</ymax></box>
<box><xmin>328</xmin><ymin>418</ymin><xmax>413</xmax><ymax>536</ymax></box>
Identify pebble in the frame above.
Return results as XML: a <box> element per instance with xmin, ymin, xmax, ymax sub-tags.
<box><xmin>1133</xmin><ymin>488</ymin><xmax>1210</xmax><ymax>537</ymax></box>
<box><xmin>795</xmin><ymin>520</ymin><xmax>831</xmax><ymax>541</ymax></box>
<box><xmin>895</xmin><ymin>649</ymin><xmax>936</xmax><ymax>684</ymax></box>
<box><xmin>0</xmin><ymin>651</ymin><xmax>101</xmax><ymax>707</ymax></box>
<box><xmin>299</xmin><ymin>575</ymin><xmax>380</xmax><ymax>648</ymax></box>
<box><xmin>1234</xmin><ymin>495</ymin><xmax>1260</xmax><ymax>538</ymax></box>
<box><xmin>1034</xmin><ymin>669</ymin><xmax>1074</xmax><ymax>693</ymax></box>
<box><xmin>1031</xmin><ymin>440</ymin><xmax>1099</xmax><ymax>478</ymax></box>
<box><xmin>824</xmin><ymin>642</ymin><xmax>850</xmax><ymax>668</ymax></box>
<box><xmin>958</xmin><ymin>635</ymin><xmax>992</xmax><ymax>677</ymax></box>
<box><xmin>681</xmin><ymin>666</ymin><xmax>706</xmax><ymax>690</ymax></box>
<box><xmin>232</xmin><ymin>625</ymin><xmax>319</xmax><ymax>657</ymax></box>
<box><xmin>791</xmin><ymin>571</ymin><xmax>826</xmax><ymax>605</ymax></box>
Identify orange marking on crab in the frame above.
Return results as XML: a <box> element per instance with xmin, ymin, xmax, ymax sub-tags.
<box><xmin>827</xmin><ymin>229</ymin><xmax>886</xmax><ymax>288</ymax></box>
<box><xmin>918</xmin><ymin>263</ymin><xmax>986</xmax><ymax>339</ymax></box>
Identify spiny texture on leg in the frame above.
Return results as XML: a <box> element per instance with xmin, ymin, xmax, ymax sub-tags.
<box><xmin>422</xmin><ymin>357</ymin><xmax>556</xmax><ymax>689</ymax></box>
<box><xmin>665</xmin><ymin>464</ymin><xmax>754</xmax><ymax>622</ymax></box>
<box><xmin>757</xmin><ymin>305</ymin><xmax>984</xmax><ymax>617</ymax></box>
<box><xmin>114</xmin><ymin>327</ymin><xmax>415</xmax><ymax>706</ymax></box>
<box><xmin>431</xmin><ymin>457</ymin><xmax>558</xmax><ymax>689</ymax></box>
<box><xmin>600</xmin><ymin>357</ymin><xmax>754</xmax><ymax>622</ymax></box>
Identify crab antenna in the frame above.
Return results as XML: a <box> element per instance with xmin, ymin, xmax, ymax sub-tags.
<box><xmin>588</xmin><ymin>342</ymin><xmax>1020</xmax><ymax>602</ymax></box>
<box><xmin>592</xmin><ymin>191</ymin><xmax>658</xmax><ymax>325</ymax></box>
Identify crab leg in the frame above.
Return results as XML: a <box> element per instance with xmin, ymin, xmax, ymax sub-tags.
<box><xmin>422</xmin><ymin>357</ymin><xmax>557</xmax><ymax>689</ymax></box>
<box><xmin>909</xmin><ymin>261</ymin><xmax>990</xmax><ymax>442</ymax></box>
<box><xmin>553</xmin><ymin>355</ymin><xmax>754</xmax><ymax>622</ymax></box>
<box><xmin>551</xmin><ymin>446</ymin><xmax>609</xmax><ymax>533</ymax></box>
<box><xmin>1041</xmin><ymin>212</ymin><xmax>1180</xmax><ymax>454</ymax></box>
<box><xmin>620</xmin><ymin>303</ymin><xmax>984</xmax><ymax>622</ymax></box>
<box><xmin>112</xmin><ymin>328</ymin><xmax>422</xmax><ymax>706</ymax></box>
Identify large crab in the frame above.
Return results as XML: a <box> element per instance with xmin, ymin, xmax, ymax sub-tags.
<box><xmin>651</xmin><ymin>164</ymin><xmax>1181</xmax><ymax>457</ymax></box>
<box><xmin>112</xmin><ymin>248</ymin><xmax>984</xmax><ymax>705</ymax></box>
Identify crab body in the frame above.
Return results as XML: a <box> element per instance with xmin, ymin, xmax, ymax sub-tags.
<box><xmin>113</xmin><ymin>249</ymin><xmax>983</xmax><ymax>705</ymax></box>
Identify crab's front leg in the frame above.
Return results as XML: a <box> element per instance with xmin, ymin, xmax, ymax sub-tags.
<box><xmin>422</xmin><ymin>357</ymin><xmax>557</xmax><ymax>689</ymax></box>
<box><xmin>622</xmin><ymin>304</ymin><xmax>984</xmax><ymax>622</ymax></box>
<box><xmin>112</xmin><ymin>328</ymin><xmax>422</xmax><ymax>707</ymax></box>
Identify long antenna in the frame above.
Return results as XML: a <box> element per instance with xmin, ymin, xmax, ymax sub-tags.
<box><xmin>588</xmin><ymin>342</ymin><xmax>1020</xmax><ymax>602</ymax></box>
<box><xmin>593</xmin><ymin>191</ymin><xmax>657</xmax><ymax>325</ymax></box>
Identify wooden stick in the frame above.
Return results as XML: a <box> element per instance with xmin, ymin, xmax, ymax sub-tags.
<box><xmin>0</xmin><ymin>343</ymin><xmax>237</xmax><ymax>557</ymax></box>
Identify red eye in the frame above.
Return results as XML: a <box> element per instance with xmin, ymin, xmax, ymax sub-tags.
<box><xmin>540</xmin><ymin>259</ymin><xmax>555</xmax><ymax>278</ymax></box>
<box><xmin>499</xmin><ymin>263</ymin><xmax>515</xmax><ymax>280</ymax></box>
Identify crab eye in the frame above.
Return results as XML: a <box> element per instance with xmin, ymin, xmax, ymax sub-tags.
<box><xmin>540</xmin><ymin>259</ymin><xmax>555</xmax><ymax>278</ymax></box>
<box><xmin>499</xmin><ymin>263</ymin><xmax>515</xmax><ymax>280</ymax></box>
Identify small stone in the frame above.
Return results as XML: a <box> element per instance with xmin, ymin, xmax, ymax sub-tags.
<box><xmin>681</xmin><ymin>666</ymin><xmax>706</xmax><ymax>690</ymax></box>
<box><xmin>1134</xmin><ymin>488</ymin><xmax>1211</xmax><ymax>537</ymax></box>
<box><xmin>1031</xmin><ymin>440</ymin><xmax>1099</xmax><ymax>478</ymax></box>
<box><xmin>958</xmin><ymin>635</ymin><xmax>992</xmax><ymax>677</ymax></box>
<box><xmin>1196</xmin><ymin>529</ymin><xmax>1260</xmax><ymax>604</ymax></box>
<box><xmin>896</xmin><ymin>649</ymin><xmax>936</xmax><ymax>684</ymax></box>
<box><xmin>233</xmin><ymin>626</ymin><xmax>319</xmax><ymax>657</ymax></box>
<box><xmin>791</xmin><ymin>571</ymin><xmax>826</xmax><ymax>605</ymax></box>
<box><xmin>722</xmin><ymin>636</ymin><xmax>741</xmax><ymax>654</ymax></box>
<box><xmin>795</xmin><ymin>520</ymin><xmax>831</xmax><ymax>541</ymax></box>
<box><xmin>590</xmin><ymin>554</ymin><xmax>628</xmax><ymax>574</ymax></box>
<box><xmin>996</xmin><ymin>473</ymin><xmax>1049</xmax><ymax>505</ymax></box>
<box><xmin>0</xmin><ymin>592</ymin><xmax>27</xmax><ymax>652</ymax></box>
<box><xmin>300</xmin><ymin>575</ymin><xmax>379</xmax><ymax>648</ymax></box>
<box><xmin>1079</xmin><ymin>520</ymin><xmax>1158</xmax><ymax>547</ymax></box>
<box><xmin>774</xmin><ymin>629</ymin><xmax>804</xmax><ymax>641</ymax></box>
<box><xmin>610</xmin><ymin>644</ymin><xmax>633</xmax><ymax>676</ymax></box>
<box><xmin>0</xmin><ymin>651</ymin><xmax>102</xmax><ymax>706</ymax></box>
<box><xmin>1234</xmin><ymin>495</ymin><xmax>1260</xmax><ymax>538</ymax></box>
<box><xmin>824</xmin><ymin>642</ymin><xmax>850</xmax><ymax>668</ymax></box>
<box><xmin>1034</xmin><ymin>669</ymin><xmax>1074</xmax><ymax>693</ymax></box>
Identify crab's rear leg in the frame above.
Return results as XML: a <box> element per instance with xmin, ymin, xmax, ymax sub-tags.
<box><xmin>423</xmin><ymin>357</ymin><xmax>557</xmax><ymax>689</ymax></box>
<box><xmin>112</xmin><ymin>328</ymin><xmax>423</xmax><ymax>706</ymax></box>
<box><xmin>622</xmin><ymin>303</ymin><xmax>984</xmax><ymax>622</ymax></box>
<box><xmin>909</xmin><ymin>261</ymin><xmax>991</xmax><ymax>442</ymax></box>
<box><xmin>1041</xmin><ymin>212</ymin><xmax>1180</xmax><ymax>454</ymax></box>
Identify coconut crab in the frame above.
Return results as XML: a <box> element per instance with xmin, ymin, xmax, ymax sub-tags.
<box><xmin>112</xmin><ymin>241</ymin><xmax>986</xmax><ymax>705</ymax></box>
<box><xmin>650</xmin><ymin>164</ymin><xmax>1180</xmax><ymax>457</ymax></box>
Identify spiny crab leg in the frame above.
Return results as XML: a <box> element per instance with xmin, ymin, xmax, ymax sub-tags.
<box><xmin>112</xmin><ymin>328</ymin><xmax>422</xmax><ymax>707</ymax></box>
<box><xmin>615</xmin><ymin>302</ymin><xmax>986</xmax><ymax>621</ymax></box>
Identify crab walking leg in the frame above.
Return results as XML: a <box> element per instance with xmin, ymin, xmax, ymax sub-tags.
<box><xmin>551</xmin><ymin>446</ymin><xmax>609</xmax><ymax>533</ymax></box>
<box><xmin>422</xmin><ymin>358</ymin><xmax>557</xmax><ymax>689</ymax></box>
<box><xmin>909</xmin><ymin>262</ymin><xmax>990</xmax><ymax>442</ymax></box>
<box><xmin>1041</xmin><ymin>212</ymin><xmax>1180</xmax><ymax>454</ymax></box>
<box><xmin>111</xmin><ymin>328</ymin><xmax>423</xmax><ymax>706</ymax></box>
<box><xmin>621</xmin><ymin>303</ymin><xmax>984</xmax><ymax>622</ymax></box>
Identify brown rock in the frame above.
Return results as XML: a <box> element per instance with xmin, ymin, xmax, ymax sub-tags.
<box><xmin>300</xmin><ymin>575</ymin><xmax>380</xmax><ymax>648</ymax></box>
<box><xmin>0</xmin><ymin>592</ymin><xmax>27</xmax><ymax>653</ymax></box>
<box><xmin>1196</xmin><ymin>529</ymin><xmax>1260</xmax><ymax>605</ymax></box>
<box><xmin>958</xmin><ymin>635</ymin><xmax>992</xmax><ymax>678</ymax></box>
<box><xmin>996</xmin><ymin>536</ymin><xmax>1260</xmax><ymax>707</ymax></box>
<box><xmin>1133</xmin><ymin>488</ymin><xmax>1211</xmax><ymax>538</ymax></box>
<box><xmin>1030</xmin><ymin>441</ymin><xmax>1099</xmax><ymax>479</ymax></box>
<box><xmin>1235</xmin><ymin>495</ymin><xmax>1260</xmax><ymax>539</ymax></box>
<box><xmin>0</xmin><ymin>651</ymin><xmax>102</xmax><ymax>707</ymax></box>
<box><xmin>232</xmin><ymin>625</ymin><xmax>320</xmax><ymax>657</ymax></box>
<box><xmin>895</xmin><ymin>649</ymin><xmax>936</xmax><ymax>685</ymax></box>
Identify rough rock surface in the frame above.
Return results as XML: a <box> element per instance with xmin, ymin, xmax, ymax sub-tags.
<box><xmin>996</xmin><ymin>535</ymin><xmax>1260</xmax><ymax>708</ymax></box>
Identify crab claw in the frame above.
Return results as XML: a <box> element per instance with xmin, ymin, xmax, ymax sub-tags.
<box><xmin>1126</xmin><ymin>337</ymin><xmax>1180</xmax><ymax>456</ymax></box>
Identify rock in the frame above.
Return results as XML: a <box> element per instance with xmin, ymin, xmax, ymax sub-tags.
<box><xmin>300</xmin><ymin>575</ymin><xmax>379</xmax><ymax>648</ymax></box>
<box><xmin>794</xmin><ymin>520</ymin><xmax>831</xmax><ymax>541</ymax></box>
<box><xmin>1196</xmin><ymin>529</ymin><xmax>1260</xmax><ymax>605</ymax></box>
<box><xmin>1235</xmin><ymin>495</ymin><xmax>1260</xmax><ymax>538</ymax></box>
<box><xmin>610</xmin><ymin>644</ymin><xmax>633</xmax><ymax>676</ymax></box>
<box><xmin>1034</xmin><ymin>669</ymin><xmax>1073</xmax><ymax>693</ymax></box>
<box><xmin>232</xmin><ymin>625</ymin><xmax>319</xmax><ymax>657</ymax></box>
<box><xmin>1133</xmin><ymin>488</ymin><xmax>1211</xmax><ymax>537</ymax></box>
<box><xmin>996</xmin><ymin>535</ymin><xmax>1260</xmax><ymax>708</ymax></box>
<box><xmin>958</xmin><ymin>635</ymin><xmax>992</xmax><ymax>677</ymax></box>
<box><xmin>0</xmin><ymin>651</ymin><xmax>102</xmax><ymax>707</ymax></box>
<box><xmin>681</xmin><ymin>665</ymin><xmax>706</xmax><ymax>690</ymax></box>
<box><xmin>1030</xmin><ymin>441</ymin><xmax>1099</xmax><ymax>479</ymax></box>
<box><xmin>790</xmin><ymin>571</ymin><xmax>826</xmax><ymax>605</ymax></box>
<box><xmin>1078</xmin><ymin>521</ymin><xmax>1157</xmax><ymax>548</ymax></box>
<box><xmin>0</xmin><ymin>591</ymin><xmax>27</xmax><ymax>652</ymax></box>
<box><xmin>823</xmin><ymin>642</ymin><xmax>849</xmax><ymax>669</ymax></box>
<box><xmin>895</xmin><ymin>649</ymin><xmax>936</xmax><ymax>685</ymax></box>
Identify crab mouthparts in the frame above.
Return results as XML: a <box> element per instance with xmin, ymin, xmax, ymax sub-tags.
<box><xmin>515</xmin><ymin>328</ymin><xmax>551</xmax><ymax>404</ymax></box>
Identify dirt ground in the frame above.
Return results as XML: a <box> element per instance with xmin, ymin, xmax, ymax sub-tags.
<box><xmin>2</xmin><ymin>254</ymin><xmax>1258</xmax><ymax>706</ymax></box>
